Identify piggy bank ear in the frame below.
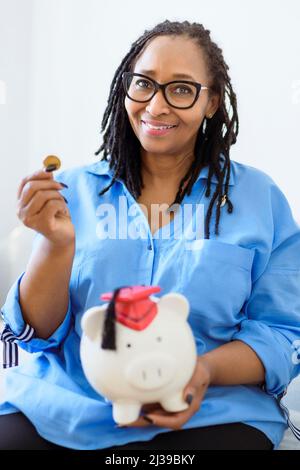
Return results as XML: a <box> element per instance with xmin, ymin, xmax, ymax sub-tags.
<box><xmin>81</xmin><ymin>304</ymin><xmax>107</xmax><ymax>341</ymax></box>
<box><xmin>157</xmin><ymin>293</ymin><xmax>189</xmax><ymax>321</ymax></box>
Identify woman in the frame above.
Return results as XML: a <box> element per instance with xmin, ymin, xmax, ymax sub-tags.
<box><xmin>0</xmin><ymin>19</ymin><xmax>299</xmax><ymax>450</ymax></box>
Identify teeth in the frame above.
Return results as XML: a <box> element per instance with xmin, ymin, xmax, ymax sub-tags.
<box><xmin>143</xmin><ymin>121</ymin><xmax>175</xmax><ymax>130</ymax></box>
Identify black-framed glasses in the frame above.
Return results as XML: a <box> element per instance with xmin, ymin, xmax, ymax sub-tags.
<box><xmin>122</xmin><ymin>72</ymin><xmax>210</xmax><ymax>110</ymax></box>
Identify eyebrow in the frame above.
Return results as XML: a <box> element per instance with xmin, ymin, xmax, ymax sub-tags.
<box><xmin>137</xmin><ymin>69</ymin><xmax>197</xmax><ymax>81</ymax></box>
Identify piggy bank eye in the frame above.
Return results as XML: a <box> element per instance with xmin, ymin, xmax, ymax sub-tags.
<box><xmin>126</xmin><ymin>343</ymin><xmax>132</xmax><ymax>348</ymax></box>
<box><xmin>156</xmin><ymin>336</ymin><xmax>162</xmax><ymax>342</ymax></box>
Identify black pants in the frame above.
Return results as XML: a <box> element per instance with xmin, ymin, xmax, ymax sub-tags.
<box><xmin>0</xmin><ymin>412</ymin><xmax>274</xmax><ymax>450</ymax></box>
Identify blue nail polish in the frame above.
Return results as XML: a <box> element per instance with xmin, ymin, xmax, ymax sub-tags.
<box><xmin>143</xmin><ymin>415</ymin><xmax>153</xmax><ymax>424</ymax></box>
<box><xmin>45</xmin><ymin>164</ymin><xmax>57</xmax><ymax>172</ymax></box>
<box><xmin>186</xmin><ymin>394</ymin><xmax>193</xmax><ymax>405</ymax></box>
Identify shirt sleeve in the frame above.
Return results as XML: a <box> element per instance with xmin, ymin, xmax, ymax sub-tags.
<box><xmin>232</xmin><ymin>181</ymin><xmax>300</xmax><ymax>397</ymax></box>
<box><xmin>0</xmin><ymin>231</ymin><xmax>73</xmax><ymax>357</ymax></box>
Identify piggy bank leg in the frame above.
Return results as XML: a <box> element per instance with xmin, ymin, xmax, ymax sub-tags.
<box><xmin>112</xmin><ymin>401</ymin><xmax>142</xmax><ymax>425</ymax></box>
<box><xmin>160</xmin><ymin>392</ymin><xmax>189</xmax><ymax>412</ymax></box>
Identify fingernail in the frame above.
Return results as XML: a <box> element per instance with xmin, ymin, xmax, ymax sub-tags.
<box><xmin>185</xmin><ymin>394</ymin><xmax>194</xmax><ymax>405</ymax></box>
<box><xmin>143</xmin><ymin>415</ymin><xmax>153</xmax><ymax>424</ymax></box>
<box><xmin>62</xmin><ymin>196</ymin><xmax>68</xmax><ymax>204</ymax></box>
<box><xmin>45</xmin><ymin>164</ymin><xmax>57</xmax><ymax>172</ymax></box>
<box><xmin>59</xmin><ymin>182</ymin><xmax>68</xmax><ymax>188</ymax></box>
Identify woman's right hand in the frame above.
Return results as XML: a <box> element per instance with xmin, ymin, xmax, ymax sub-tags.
<box><xmin>17</xmin><ymin>169</ymin><xmax>75</xmax><ymax>248</ymax></box>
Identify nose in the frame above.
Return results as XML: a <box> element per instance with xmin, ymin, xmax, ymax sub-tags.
<box><xmin>145</xmin><ymin>89</ymin><xmax>170</xmax><ymax>116</ymax></box>
<box><xmin>125</xmin><ymin>353</ymin><xmax>175</xmax><ymax>391</ymax></box>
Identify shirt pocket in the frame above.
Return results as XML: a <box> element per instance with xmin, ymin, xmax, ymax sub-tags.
<box><xmin>179</xmin><ymin>239</ymin><xmax>255</xmax><ymax>342</ymax></box>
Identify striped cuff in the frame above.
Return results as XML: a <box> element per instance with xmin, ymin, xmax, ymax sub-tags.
<box><xmin>278</xmin><ymin>397</ymin><xmax>300</xmax><ymax>441</ymax></box>
<box><xmin>263</xmin><ymin>384</ymin><xmax>300</xmax><ymax>441</ymax></box>
<box><xmin>0</xmin><ymin>322</ymin><xmax>35</xmax><ymax>368</ymax></box>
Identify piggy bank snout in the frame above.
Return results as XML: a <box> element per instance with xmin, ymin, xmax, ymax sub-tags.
<box><xmin>125</xmin><ymin>353</ymin><xmax>176</xmax><ymax>391</ymax></box>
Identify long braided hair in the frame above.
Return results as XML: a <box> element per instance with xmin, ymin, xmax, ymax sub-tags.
<box><xmin>95</xmin><ymin>20</ymin><xmax>239</xmax><ymax>238</ymax></box>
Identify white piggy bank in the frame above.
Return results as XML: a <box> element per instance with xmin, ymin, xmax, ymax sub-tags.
<box><xmin>80</xmin><ymin>285</ymin><xmax>197</xmax><ymax>424</ymax></box>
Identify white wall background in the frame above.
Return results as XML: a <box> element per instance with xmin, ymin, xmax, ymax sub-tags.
<box><xmin>0</xmin><ymin>0</ymin><xmax>300</xmax><ymax>242</ymax></box>
<box><xmin>0</xmin><ymin>0</ymin><xmax>35</xmax><ymax>239</ymax></box>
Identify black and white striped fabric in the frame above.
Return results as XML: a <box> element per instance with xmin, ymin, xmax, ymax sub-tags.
<box><xmin>278</xmin><ymin>395</ymin><xmax>300</xmax><ymax>441</ymax></box>
<box><xmin>261</xmin><ymin>384</ymin><xmax>300</xmax><ymax>441</ymax></box>
<box><xmin>0</xmin><ymin>323</ymin><xmax>35</xmax><ymax>368</ymax></box>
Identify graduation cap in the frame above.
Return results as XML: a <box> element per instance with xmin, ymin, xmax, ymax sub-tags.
<box><xmin>100</xmin><ymin>285</ymin><xmax>161</xmax><ymax>350</ymax></box>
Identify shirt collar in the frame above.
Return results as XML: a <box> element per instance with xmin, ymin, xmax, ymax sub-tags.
<box><xmin>86</xmin><ymin>155</ymin><xmax>235</xmax><ymax>186</ymax></box>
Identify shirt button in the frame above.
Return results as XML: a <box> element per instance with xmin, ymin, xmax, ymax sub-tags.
<box><xmin>147</xmin><ymin>243</ymin><xmax>152</xmax><ymax>250</ymax></box>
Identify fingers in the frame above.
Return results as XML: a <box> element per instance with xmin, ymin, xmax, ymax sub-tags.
<box><xmin>27</xmin><ymin>199</ymin><xmax>67</xmax><ymax>231</ymax></box>
<box><xmin>124</xmin><ymin>409</ymin><xmax>189</xmax><ymax>430</ymax></box>
<box><xmin>143</xmin><ymin>406</ymin><xmax>195</xmax><ymax>430</ymax></box>
<box><xmin>141</xmin><ymin>402</ymin><xmax>164</xmax><ymax>413</ymax></box>
<box><xmin>17</xmin><ymin>190</ymin><xmax>67</xmax><ymax>223</ymax></box>
<box><xmin>125</xmin><ymin>391</ymin><xmax>206</xmax><ymax>430</ymax></box>
<box><xmin>41</xmin><ymin>198</ymin><xmax>68</xmax><ymax>222</ymax></box>
<box><xmin>117</xmin><ymin>403</ymin><xmax>164</xmax><ymax>428</ymax></box>
<box><xmin>17</xmin><ymin>169</ymin><xmax>54</xmax><ymax>200</ymax></box>
<box><xmin>18</xmin><ymin>178</ymin><xmax>65</xmax><ymax>207</ymax></box>
<box><xmin>143</xmin><ymin>401</ymin><xmax>202</xmax><ymax>430</ymax></box>
<box><xmin>117</xmin><ymin>416</ymin><xmax>153</xmax><ymax>428</ymax></box>
<box><xmin>123</xmin><ymin>407</ymin><xmax>192</xmax><ymax>430</ymax></box>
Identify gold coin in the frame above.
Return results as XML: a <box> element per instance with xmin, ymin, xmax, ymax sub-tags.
<box><xmin>43</xmin><ymin>155</ymin><xmax>61</xmax><ymax>172</ymax></box>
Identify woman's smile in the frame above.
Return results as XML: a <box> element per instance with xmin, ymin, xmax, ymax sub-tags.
<box><xmin>141</xmin><ymin>119</ymin><xmax>179</xmax><ymax>136</ymax></box>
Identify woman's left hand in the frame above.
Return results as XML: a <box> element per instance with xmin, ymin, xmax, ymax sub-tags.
<box><xmin>120</xmin><ymin>356</ymin><xmax>212</xmax><ymax>430</ymax></box>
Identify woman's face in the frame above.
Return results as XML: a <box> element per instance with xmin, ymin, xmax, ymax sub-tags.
<box><xmin>124</xmin><ymin>35</ymin><xmax>219</xmax><ymax>157</ymax></box>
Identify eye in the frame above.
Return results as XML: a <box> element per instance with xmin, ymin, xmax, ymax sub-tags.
<box><xmin>135</xmin><ymin>79</ymin><xmax>153</xmax><ymax>89</ymax></box>
<box><xmin>171</xmin><ymin>85</ymin><xmax>193</xmax><ymax>95</ymax></box>
<box><xmin>156</xmin><ymin>336</ymin><xmax>162</xmax><ymax>342</ymax></box>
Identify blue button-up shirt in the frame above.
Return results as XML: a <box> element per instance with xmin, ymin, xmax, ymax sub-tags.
<box><xmin>1</xmin><ymin>157</ymin><xmax>300</xmax><ymax>449</ymax></box>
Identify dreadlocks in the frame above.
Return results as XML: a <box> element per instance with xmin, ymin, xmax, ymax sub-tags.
<box><xmin>95</xmin><ymin>20</ymin><xmax>238</xmax><ymax>238</ymax></box>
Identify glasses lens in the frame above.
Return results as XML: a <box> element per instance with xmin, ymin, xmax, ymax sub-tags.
<box><xmin>165</xmin><ymin>82</ymin><xmax>197</xmax><ymax>108</ymax></box>
<box><xmin>124</xmin><ymin>74</ymin><xmax>198</xmax><ymax>108</ymax></box>
<box><xmin>125</xmin><ymin>75</ymin><xmax>155</xmax><ymax>102</ymax></box>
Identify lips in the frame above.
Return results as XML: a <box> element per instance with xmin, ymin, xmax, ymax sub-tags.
<box><xmin>141</xmin><ymin>120</ymin><xmax>178</xmax><ymax>129</ymax></box>
<box><xmin>141</xmin><ymin>120</ymin><xmax>178</xmax><ymax>137</ymax></box>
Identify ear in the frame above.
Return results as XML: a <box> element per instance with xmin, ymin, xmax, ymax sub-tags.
<box><xmin>81</xmin><ymin>304</ymin><xmax>108</xmax><ymax>342</ymax></box>
<box><xmin>206</xmin><ymin>93</ymin><xmax>220</xmax><ymax>117</ymax></box>
<box><xmin>157</xmin><ymin>293</ymin><xmax>189</xmax><ymax>321</ymax></box>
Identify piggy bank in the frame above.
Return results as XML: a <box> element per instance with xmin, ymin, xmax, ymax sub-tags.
<box><xmin>80</xmin><ymin>285</ymin><xmax>197</xmax><ymax>424</ymax></box>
